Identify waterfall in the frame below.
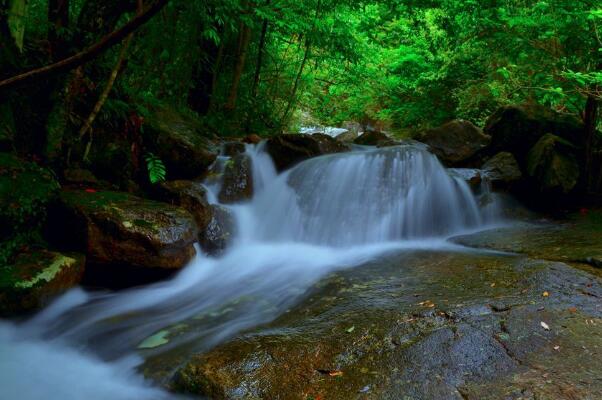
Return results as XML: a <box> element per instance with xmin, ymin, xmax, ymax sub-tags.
<box><xmin>0</xmin><ymin>142</ymin><xmax>502</xmax><ymax>400</ymax></box>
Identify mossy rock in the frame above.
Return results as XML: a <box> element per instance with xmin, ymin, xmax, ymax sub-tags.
<box><xmin>152</xmin><ymin>180</ymin><xmax>213</xmax><ymax>230</ymax></box>
<box><xmin>48</xmin><ymin>189</ymin><xmax>198</xmax><ymax>270</ymax></box>
<box><xmin>527</xmin><ymin>134</ymin><xmax>580</xmax><ymax>194</ymax></box>
<box><xmin>485</xmin><ymin>104</ymin><xmax>585</xmax><ymax>163</ymax></box>
<box><xmin>0</xmin><ymin>250</ymin><xmax>84</xmax><ymax>317</ymax></box>
<box><xmin>353</xmin><ymin>130</ymin><xmax>390</xmax><ymax>146</ymax></box>
<box><xmin>144</xmin><ymin>107</ymin><xmax>218</xmax><ymax>179</ymax></box>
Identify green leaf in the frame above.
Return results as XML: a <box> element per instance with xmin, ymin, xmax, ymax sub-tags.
<box><xmin>144</xmin><ymin>153</ymin><xmax>167</xmax><ymax>184</ymax></box>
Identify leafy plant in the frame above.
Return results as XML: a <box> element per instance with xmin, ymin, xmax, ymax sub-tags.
<box><xmin>144</xmin><ymin>152</ymin><xmax>167</xmax><ymax>184</ymax></box>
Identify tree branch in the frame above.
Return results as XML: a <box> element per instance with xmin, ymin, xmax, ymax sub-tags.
<box><xmin>0</xmin><ymin>0</ymin><xmax>169</xmax><ymax>94</ymax></box>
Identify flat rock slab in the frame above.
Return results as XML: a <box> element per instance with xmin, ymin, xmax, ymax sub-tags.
<box><xmin>451</xmin><ymin>222</ymin><xmax>602</xmax><ymax>270</ymax></box>
<box><xmin>137</xmin><ymin>249</ymin><xmax>602</xmax><ymax>399</ymax></box>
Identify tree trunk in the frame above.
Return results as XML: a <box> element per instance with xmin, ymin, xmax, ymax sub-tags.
<box><xmin>251</xmin><ymin>4</ymin><xmax>270</xmax><ymax>99</ymax></box>
<box><xmin>279</xmin><ymin>36</ymin><xmax>311</xmax><ymax>127</ymax></box>
<box><xmin>224</xmin><ymin>24</ymin><xmax>251</xmax><ymax>111</ymax></box>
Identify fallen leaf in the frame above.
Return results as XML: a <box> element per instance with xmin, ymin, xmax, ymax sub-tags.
<box><xmin>540</xmin><ymin>321</ymin><xmax>550</xmax><ymax>331</ymax></box>
<box><xmin>346</xmin><ymin>326</ymin><xmax>355</xmax><ymax>333</ymax></box>
<box><xmin>542</xmin><ymin>291</ymin><xmax>549</xmax><ymax>297</ymax></box>
<box><xmin>568</xmin><ymin>307</ymin><xmax>577</xmax><ymax>313</ymax></box>
<box><xmin>553</xmin><ymin>345</ymin><xmax>560</xmax><ymax>351</ymax></box>
<box><xmin>328</xmin><ymin>371</ymin><xmax>344</xmax><ymax>377</ymax></box>
<box><xmin>490</xmin><ymin>282</ymin><xmax>496</xmax><ymax>287</ymax></box>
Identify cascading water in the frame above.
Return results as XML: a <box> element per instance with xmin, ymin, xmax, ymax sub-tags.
<box><xmin>0</xmin><ymin>142</ymin><xmax>503</xmax><ymax>399</ymax></box>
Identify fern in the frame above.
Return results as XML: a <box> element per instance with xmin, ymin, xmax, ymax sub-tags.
<box><xmin>144</xmin><ymin>152</ymin><xmax>167</xmax><ymax>184</ymax></box>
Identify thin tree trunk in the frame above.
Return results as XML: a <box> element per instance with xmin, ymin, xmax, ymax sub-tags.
<box><xmin>224</xmin><ymin>24</ymin><xmax>251</xmax><ymax>111</ymax></box>
<box><xmin>78</xmin><ymin>0</ymin><xmax>143</xmax><ymax>161</ymax></box>
<box><xmin>0</xmin><ymin>0</ymin><xmax>169</xmax><ymax>94</ymax></box>
<box><xmin>251</xmin><ymin>0</ymin><xmax>270</xmax><ymax>98</ymax></box>
<box><xmin>279</xmin><ymin>37</ymin><xmax>311</xmax><ymax>127</ymax></box>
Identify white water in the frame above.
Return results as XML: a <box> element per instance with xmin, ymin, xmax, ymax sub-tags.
<box><xmin>0</xmin><ymin>143</ymin><xmax>502</xmax><ymax>399</ymax></box>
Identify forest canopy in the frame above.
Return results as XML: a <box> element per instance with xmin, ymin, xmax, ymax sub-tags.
<box><xmin>1</xmin><ymin>0</ymin><xmax>600</xmax><ymax>137</ymax></box>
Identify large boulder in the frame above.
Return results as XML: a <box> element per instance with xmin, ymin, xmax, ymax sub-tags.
<box><xmin>48</xmin><ymin>190</ymin><xmax>198</xmax><ymax>270</ymax></box>
<box><xmin>353</xmin><ymin>130</ymin><xmax>390</xmax><ymax>146</ymax></box>
<box><xmin>267</xmin><ymin>133</ymin><xmax>349</xmax><ymax>171</ymax></box>
<box><xmin>152</xmin><ymin>180</ymin><xmax>213</xmax><ymax>229</ymax></box>
<box><xmin>0</xmin><ymin>250</ymin><xmax>84</xmax><ymax>317</ymax></box>
<box><xmin>485</xmin><ymin>104</ymin><xmax>585</xmax><ymax>161</ymax></box>
<box><xmin>420</xmin><ymin>120</ymin><xmax>491</xmax><ymax>166</ymax></box>
<box><xmin>199</xmin><ymin>205</ymin><xmax>235</xmax><ymax>256</ymax></box>
<box><xmin>482</xmin><ymin>152</ymin><xmax>522</xmax><ymax>188</ymax></box>
<box><xmin>222</xmin><ymin>142</ymin><xmax>246</xmax><ymax>157</ymax></box>
<box><xmin>144</xmin><ymin>107</ymin><xmax>218</xmax><ymax>179</ymax></box>
<box><xmin>526</xmin><ymin>134</ymin><xmax>580</xmax><ymax>195</ymax></box>
<box><xmin>334</xmin><ymin>130</ymin><xmax>358</xmax><ymax>143</ymax></box>
<box><xmin>152</xmin><ymin>181</ymin><xmax>236</xmax><ymax>255</ymax></box>
<box><xmin>218</xmin><ymin>154</ymin><xmax>253</xmax><ymax>203</ymax></box>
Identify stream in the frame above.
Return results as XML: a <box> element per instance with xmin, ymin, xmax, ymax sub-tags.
<box><xmin>0</xmin><ymin>143</ymin><xmax>506</xmax><ymax>399</ymax></box>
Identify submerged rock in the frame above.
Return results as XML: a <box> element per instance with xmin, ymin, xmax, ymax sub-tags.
<box><xmin>144</xmin><ymin>107</ymin><xmax>218</xmax><ymax>179</ymax></box>
<box><xmin>267</xmin><ymin>133</ymin><xmax>349</xmax><ymax>171</ymax></box>
<box><xmin>0</xmin><ymin>250</ymin><xmax>84</xmax><ymax>316</ymax></box>
<box><xmin>353</xmin><ymin>130</ymin><xmax>389</xmax><ymax>146</ymax></box>
<box><xmin>218</xmin><ymin>154</ymin><xmax>253</xmax><ymax>203</ymax></box>
<box><xmin>527</xmin><ymin>134</ymin><xmax>580</xmax><ymax>195</ymax></box>
<box><xmin>49</xmin><ymin>190</ymin><xmax>198</xmax><ymax>270</ymax></box>
<box><xmin>199</xmin><ymin>205</ymin><xmax>235</xmax><ymax>256</ymax></box>
<box><xmin>482</xmin><ymin>152</ymin><xmax>522</xmax><ymax>188</ymax></box>
<box><xmin>420</xmin><ymin>119</ymin><xmax>491</xmax><ymax>166</ymax></box>
<box><xmin>485</xmin><ymin>104</ymin><xmax>585</xmax><ymax>161</ymax></box>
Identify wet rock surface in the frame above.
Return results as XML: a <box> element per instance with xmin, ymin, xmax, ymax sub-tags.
<box><xmin>0</xmin><ymin>250</ymin><xmax>84</xmax><ymax>317</ymax></box>
<box><xmin>482</xmin><ymin>151</ymin><xmax>522</xmax><ymax>188</ymax></box>
<box><xmin>267</xmin><ymin>134</ymin><xmax>350</xmax><ymax>171</ymax></box>
<box><xmin>353</xmin><ymin>130</ymin><xmax>390</xmax><ymax>146</ymax></box>
<box><xmin>135</xmin><ymin>244</ymin><xmax>602</xmax><ymax>400</ymax></box>
<box><xmin>152</xmin><ymin>180</ymin><xmax>213</xmax><ymax>229</ymax></box>
<box><xmin>420</xmin><ymin>120</ymin><xmax>491</xmax><ymax>166</ymax></box>
<box><xmin>527</xmin><ymin>134</ymin><xmax>580</xmax><ymax>195</ymax></box>
<box><xmin>198</xmin><ymin>205</ymin><xmax>235</xmax><ymax>256</ymax></box>
<box><xmin>49</xmin><ymin>190</ymin><xmax>198</xmax><ymax>270</ymax></box>
<box><xmin>452</xmin><ymin>221</ymin><xmax>602</xmax><ymax>271</ymax></box>
<box><xmin>218</xmin><ymin>154</ymin><xmax>254</xmax><ymax>204</ymax></box>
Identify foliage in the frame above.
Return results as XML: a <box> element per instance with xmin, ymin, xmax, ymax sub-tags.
<box><xmin>144</xmin><ymin>152</ymin><xmax>166</xmax><ymax>184</ymax></box>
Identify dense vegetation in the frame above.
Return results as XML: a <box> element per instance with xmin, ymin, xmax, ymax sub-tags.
<box><xmin>0</xmin><ymin>0</ymin><xmax>600</xmax><ymax>263</ymax></box>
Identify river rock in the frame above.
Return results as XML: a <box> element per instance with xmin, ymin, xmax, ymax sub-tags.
<box><xmin>144</xmin><ymin>106</ymin><xmax>218</xmax><ymax>179</ymax></box>
<box><xmin>243</xmin><ymin>134</ymin><xmax>262</xmax><ymax>145</ymax></box>
<box><xmin>218</xmin><ymin>154</ymin><xmax>253</xmax><ymax>203</ymax></box>
<box><xmin>170</xmin><ymin>250</ymin><xmax>602</xmax><ymax>399</ymax></box>
<box><xmin>267</xmin><ymin>133</ymin><xmax>350</xmax><ymax>171</ymax></box>
<box><xmin>152</xmin><ymin>180</ymin><xmax>212</xmax><ymax>229</ymax></box>
<box><xmin>482</xmin><ymin>152</ymin><xmax>522</xmax><ymax>188</ymax></box>
<box><xmin>527</xmin><ymin>134</ymin><xmax>580</xmax><ymax>194</ymax></box>
<box><xmin>199</xmin><ymin>205</ymin><xmax>235</xmax><ymax>256</ymax></box>
<box><xmin>222</xmin><ymin>142</ymin><xmax>246</xmax><ymax>157</ymax></box>
<box><xmin>334</xmin><ymin>130</ymin><xmax>358</xmax><ymax>143</ymax></box>
<box><xmin>49</xmin><ymin>190</ymin><xmax>198</xmax><ymax>270</ymax></box>
<box><xmin>0</xmin><ymin>250</ymin><xmax>84</xmax><ymax>317</ymax></box>
<box><xmin>353</xmin><ymin>130</ymin><xmax>390</xmax><ymax>146</ymax></box>
<box><xmin>420</xmin><ymin>120</ymin><xmax>491</xmax><ymax>166</ymax></box>
<box><xmin>485</xmin><ymin>104</ymin><xmax>585</xmax><ymax>162</ymax></box>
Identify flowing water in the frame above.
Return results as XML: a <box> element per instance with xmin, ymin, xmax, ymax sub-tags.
<box><xmin>0</xmin><ymin>143</ymin><xmax>503</xmax><ymax>399</ymax></box>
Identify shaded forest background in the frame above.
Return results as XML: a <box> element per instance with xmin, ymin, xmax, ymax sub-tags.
<box><xmin>2</xmin><ymin>0</ymin><xmax>600</xmax><ymax>150</ymax></box>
